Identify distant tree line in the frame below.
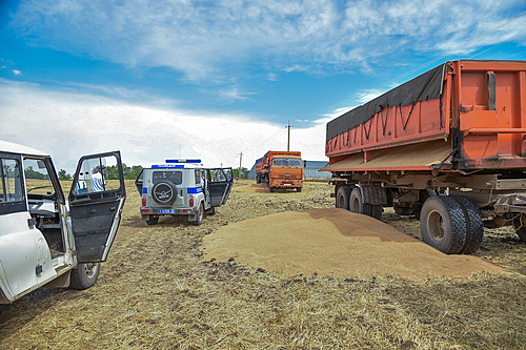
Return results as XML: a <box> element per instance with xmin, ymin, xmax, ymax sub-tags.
<box><xmin>233</xmin><ymin>167</ymin><xmax>249</xmax><ymax>179</ymax></box>
<box><xmin>57</xmin><ymin>164</ymin><xmax>246</xmax><ymax>180</ymax></box>
<box><xmin>25</xmin><ymin>166</ymin><xmax>51</xmax><ymax>180</ymax></box>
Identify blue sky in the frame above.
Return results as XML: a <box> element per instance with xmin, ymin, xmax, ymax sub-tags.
<box><xmin>1</xmin><ymin>0</ymin><xmax>525</xmax><ymax>172</ymax></box>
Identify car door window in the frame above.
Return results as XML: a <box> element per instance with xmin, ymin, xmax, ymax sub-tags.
<box><xmin>23</xmin><ymin>158</ymin><xmax>55</xmax><ymax>198</ymax></box>
<box><xmin>0</xmin><ymin>158</ymin><xmax>23</xmax><ymax>203</ymax></box>
<box><xmin>76</xmin><ymin>155</ymin><xmax>122</xmax><ymax>194</ymax></box>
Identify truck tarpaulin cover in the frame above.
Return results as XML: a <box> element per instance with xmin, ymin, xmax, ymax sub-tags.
<box><xmin>326</xmin><ymin>63</ymin><xmax>446</xmax><ymax>142</ymax></box>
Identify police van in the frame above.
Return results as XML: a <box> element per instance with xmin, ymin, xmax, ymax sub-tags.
<box><xmin>135</xmin><ymin>159</ymin><xmax>233</xmax><ymax>226</ymax></box>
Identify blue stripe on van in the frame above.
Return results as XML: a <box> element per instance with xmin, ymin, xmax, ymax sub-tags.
<box><xmin>142</xmin><ymin>187</ymin><xmax>147</xmax><ymax>194</ymax></box>
<box><xmin>187</xmin><ymin>187</ymin><xmax>203</xmax><ymax>194</ymax></box>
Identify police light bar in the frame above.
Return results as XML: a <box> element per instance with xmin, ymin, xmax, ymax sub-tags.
<box><xmin>165</xmin><ymin>159</ymin><xmax>202</xmax><ymax>164</ymax></box>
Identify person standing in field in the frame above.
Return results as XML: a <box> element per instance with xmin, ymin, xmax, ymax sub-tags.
<box><xmin>91</xmin><ymin>166</ymin><xmax>106</xmax><ymax>192</ymax></box>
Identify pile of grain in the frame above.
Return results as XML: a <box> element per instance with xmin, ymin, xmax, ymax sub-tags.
<box><xmin>203</xmin><ymin>208</ymin><xmax>502</xmax><ymax>280</ymax></box>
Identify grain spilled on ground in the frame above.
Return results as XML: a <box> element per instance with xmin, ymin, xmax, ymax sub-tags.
<box><xmin>232</xmin><ymin>183</ymin><xmax>270</xmax><ymax>193</ymax></box>
<box><xmin>203</xmin><ymin>207</ymin><xmax>502</xmax><ymax>280</ymax></box>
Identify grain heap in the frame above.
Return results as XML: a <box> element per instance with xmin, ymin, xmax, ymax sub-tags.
<box><xmin>203</xmin><ymin>207</ymin><xmax>502</xmax><ymax>280</ymax></box>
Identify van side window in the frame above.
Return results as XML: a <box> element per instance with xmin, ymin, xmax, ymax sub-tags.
<box><xmin>195</xmin><ymin>170</ymin><xmax>201</xmax><ymax>185</ymax></box>
<box><xmin>0</xmin><ymin>158</ymin><xmax>23</xmax><ymax>203</ymax></box>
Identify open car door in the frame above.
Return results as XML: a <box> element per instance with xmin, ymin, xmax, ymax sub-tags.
<box><xmin>207</xmin><ymin>168</ymin><xmax>233</xmax><ymax>207</ymax></box>
<box><xmin>68</xmin><ymin>151</ymin><xmax>126</xmax><ymax>263</ymax></box>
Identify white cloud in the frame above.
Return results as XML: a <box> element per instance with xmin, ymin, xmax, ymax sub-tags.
<box><xmin>12</xmin><ymin>70</ymin><xmax>21</xmax><ymax>75</ymax></box>
<box><xmin>218</xmin><ymin>87</ymin><xmax>254</xmax><ymax>102</ymax></box>
<box><xmin>11</xmin><ymin>0</ymin><xmax>525</xmax><ymax>81</ymax></box>
<box><xmin>0</xmin><ymin>79</ymin><xmax>328</xmax><ymax>173</ymax></box>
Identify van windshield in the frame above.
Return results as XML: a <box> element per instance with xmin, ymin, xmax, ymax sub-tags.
<box><xmin>273</xmin><ymin>158</ymin><xmax>302</xmax><ymax>167</ymax></box>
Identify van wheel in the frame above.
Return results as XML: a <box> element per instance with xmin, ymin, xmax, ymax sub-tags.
<box><xmin>70</xmin><ymin>262</ymin><xmax>101</xmax><ymax>290</ymax></box>
<box><xmin>146</xmin><ymin>216</ymin><xmax>159</xmax><ymax>225</ymax></box>
<box><xmin>206</xmin><ymin>207</ymin><xmax>217</xmax><ymax>215</ymax></box>
<box><xmin>420</xmin><ymin>196</ymin><xmax>466</xmax><ymax>254</ymax></box>
<box><xmin>152</xmin><ymin>180</ymin><xmax>178</xmax><ymax>205</ymax></box>
<box><xmin>194</xmin><ymin>203</ymin><xmax>204</xmax><ymax>226</ymax></box>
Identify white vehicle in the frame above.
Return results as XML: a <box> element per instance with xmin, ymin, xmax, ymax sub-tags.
<box><xmin>135</xmin><ymin>159</ymin><xmax>233</xmax><ymax>225</ymax></box>
<box><xmin>0</xmin><ymin>141</ymin><xmax>126</xmax><ymax>304</ymax></box>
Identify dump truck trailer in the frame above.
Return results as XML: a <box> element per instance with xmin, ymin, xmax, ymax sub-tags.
<box><xmin>321</xmin><ymin>60</ymin><xmax>526</xmax><ymax>254</ymax></box>
<box><xmin>256</xmin><ymin>151</ymin><xmax>304</xmax><ymax>192</ymax></box>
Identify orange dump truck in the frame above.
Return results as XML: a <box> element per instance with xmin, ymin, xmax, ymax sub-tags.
<box><xmin>256</xmin><ymin>151</ymin><xmax>304</xmax><ymax>192</ymax></box>
<box><xmin>321</xmin><ymin>60</ymin><xmax>526</xmax><ymax>254</ymax></box>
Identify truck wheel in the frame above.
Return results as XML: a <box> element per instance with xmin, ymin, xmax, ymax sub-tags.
<box><xmin>336</xmin><ymin>186</ymin><xmax>351</xmax><ymax>210</ymax></box>
<box><xmin>70</xmin><ymin>262</ymin><xmax>101</xmax><ymax>290</ymax></box>
<box><xmin>364</xmin><ymin>204</ymin><xmax>383</xmax><ymax>220</ymax></box>
<box><xmin>517</xmin><ymin>228</ymin><xmax>526</xmax><ymax>243</ymax></box>
<box><xmin>152</xmin><ymin>180</ymin><xmax>178</xmax><ymax>205</ymax></box>
<box><xmin>420</xmin><ymin>196</ymin><xmax>466</xmax><ymax>254</ymax></box>
<box><xmin>349</xmin><ymin>187</ymin><xmax>363</xmax><ymax>213</ymax></box>
<box><xmin>296</xmin><ymin>187</ymin><xmax>302</xmax><ymax>192</ymax></box>
<box><xmin>512</xmin><ymin>214</ymin><xmax>526</xmax><ymax>243</ymax></box>
<box><xmin>414</xmin><ymin>189</ymin><xmax>438</xmax><ymax>220</ymax></box>
<box><xmin>452</xmin><ymin>196</ymin><xmax>484</xmax><ymax>254</ymax></box>
<box><xmin>194</xmin><ymin>203</ymin><xmax>204</xmax><ymax>226</ymax></box>
<box><xmin>146</xmin><ymin>216</ymin><xmax>159</xmax><ymax>226</ymax></box>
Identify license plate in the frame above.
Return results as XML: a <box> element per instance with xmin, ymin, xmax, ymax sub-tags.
<box><xmin>158</xmin><ymin>209</ymin><xmax>177</xmax><ymax>214</ymax></box>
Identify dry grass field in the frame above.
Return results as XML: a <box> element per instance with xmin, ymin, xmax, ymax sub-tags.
<box><xmin>1</xmin><ymin>179</ymin><xmax>526</xmax><ymax>349</ymax></box>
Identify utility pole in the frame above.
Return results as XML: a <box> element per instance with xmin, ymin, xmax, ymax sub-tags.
<box><xmin>287</xmin><ymin>120</ymin><xmax>293</xmax><ymax>151</ymax></box>
<box><xmin>239</xmin><ymin>152</ymin><xmax>243</xmax><ymax>180</ymax></box>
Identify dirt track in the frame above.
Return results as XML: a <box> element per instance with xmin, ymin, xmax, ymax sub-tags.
<box><xmin>1</xmin><ymin>180</ymin><xmax>526</xmax><ymax>349</ymax></box>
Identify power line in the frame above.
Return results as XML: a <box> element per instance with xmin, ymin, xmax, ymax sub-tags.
<box><xmin>324</xmin><ymin>11</ymin><xmax>526</xmax><ymax>116</ymax></box>
<box><xmin>468</xmin><ymin>30</ymin><xmax>526</xmax><ymax>59</ymax></box>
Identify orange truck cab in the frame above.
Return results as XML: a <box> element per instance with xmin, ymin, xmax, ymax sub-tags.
<box><xmin>256</xmin><ymin>151</ymin><xmax>304</xmax><ymax>192</ymax></box>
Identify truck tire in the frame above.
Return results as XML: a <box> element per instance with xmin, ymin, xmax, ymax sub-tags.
<box><xmin>452</xmin><ymin>195</ymin><xmax>484</xmax><ymax>254</ymax></box>
<box><xmin>296</xmin><ymin>187</ymin><xmax>302</xmax><ymax>192</ymax></box>
<box><xmin>194</xmin><ymin>202</ymin><xmax>204</xmax><ymax>226</ymax></box>
<box><xmin>146</xmin><ymin>216</ymin><xmax>159</xmax><ymax>226</ymax></box>
<box><xmin>70</xmin><ymin>262</ymin><xmax>101</xmax><ymax>290</ymax></box>
<box><xmin>349</xmin><ymin>187</ymin><xmax>363</xmax><ymax>213</ymax></box>
<box><xmin>414</xmin><ymin>189</ymin><xmax>438</xmax><ymax>219</ymax></box>
<box><xmin>336</xmin><ymin>186</ymin><xmax>351</xmax><ymax>210</ymax></box>
<box><xmin>364</xmin><ymin>204</ymin><xmax>383</xmax><ymax>220</ymax></box>
<box><xmin>420</xmin><ymin>196</ymin><xmax>466</xmax><ymax>254</ymax></box>
<box><xmin>517</xmin><ymin>228</ymin><xmax>526</xmax><ymax>244</ymax></box>
<box><xmin>152</xmin><ymin>180</ymin><xmax>178</xmax><ymax>205</ymax></box>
